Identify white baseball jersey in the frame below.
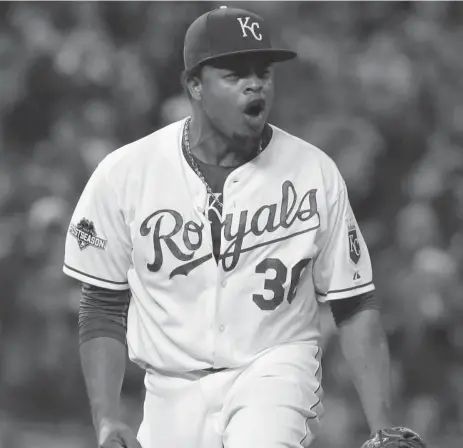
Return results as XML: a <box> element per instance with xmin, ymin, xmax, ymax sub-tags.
<box><xmin>63</xmin><ymin>118</ymin><xmax>375</xmax><ymax>373</ymax></box>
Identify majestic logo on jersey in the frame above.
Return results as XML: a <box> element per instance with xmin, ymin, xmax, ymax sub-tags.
<box><xmin>69</xmin><ymin>218</ymin><xmax>107</xmax><ymax>251</ymax></box>
<box><xmin>347</xmin><ymin>218</ymin><xmax>361</xmax><ymax>264</ymax></box>
<box><xmin>237</xmin><ymin>17</ymin><xmax>263</xmax><ymax>41</ymax></box>
<box><xmin>140</xmin><ymin>181</ymin><xmax>319</xmax><ymax>278</ymax></box>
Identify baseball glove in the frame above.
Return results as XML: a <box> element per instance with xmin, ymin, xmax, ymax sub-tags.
<box><xmin>361</xmin><ymin>426</ymin><xmax>426</xmax><ymax>448</ymax></box>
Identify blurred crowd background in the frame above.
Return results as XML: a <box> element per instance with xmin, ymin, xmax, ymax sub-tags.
<box><xmin>0</xmin><ymin>1</ymin><xmax>462</xmax><ymax>447</ymax></box>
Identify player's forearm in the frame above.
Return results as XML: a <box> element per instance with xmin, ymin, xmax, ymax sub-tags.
<box><xmin>80</xmin><ymin>337</ymin><xmax>127</xmax><ymax>432</ymax></box>
<box><xmin>338</xmin><ymin>309</ymin><xmax>393</xmax><ymax>433</ymax></box>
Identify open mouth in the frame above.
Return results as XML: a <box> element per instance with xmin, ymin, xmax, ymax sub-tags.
<box><xmin>243</xmin><ymin>99</ymin><xmax>266</xmax><ymax>117</ymax></box>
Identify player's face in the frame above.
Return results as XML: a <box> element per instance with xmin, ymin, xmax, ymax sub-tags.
<box><xmin>198</xmin><ymin>54</ymin><xmax>275</xmax><ymax>139</ymax></box>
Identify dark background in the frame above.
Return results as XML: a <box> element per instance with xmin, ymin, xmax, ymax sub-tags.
<box><xmin>0</xmin><ymin>2</ymin><xmax>462</xmax><ymax>447</ymax></box>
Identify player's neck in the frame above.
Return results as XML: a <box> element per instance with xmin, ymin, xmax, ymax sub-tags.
<box><xmin>188</xmin><ymin>114</ymin><xmax>262</xmax><ymax>168</ymax></box>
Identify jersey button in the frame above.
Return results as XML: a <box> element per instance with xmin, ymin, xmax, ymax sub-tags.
<box><xmin>219</xmin><ymin>325</ymin><xmax>225</xmax><ymax>332</ymax></box>
<box><xmin>221</xmin><ymin>279</ymin><xmax>227</xmax><ymax>287</ymax></box>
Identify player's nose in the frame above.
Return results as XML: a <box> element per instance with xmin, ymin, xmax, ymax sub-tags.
<box><xmin>244</xmin><ymin>73</ymin><xmax>265</xmax><ymax>94</ymax></box>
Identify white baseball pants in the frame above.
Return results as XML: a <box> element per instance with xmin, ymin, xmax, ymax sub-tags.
<box><xmin>137</xmin><ymin>342</ymin><xmax>323</xmax><ymax>448</ymax></box>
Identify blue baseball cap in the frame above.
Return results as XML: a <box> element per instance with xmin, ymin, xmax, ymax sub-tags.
<box><xmin>183</xmin><ymin>6</ymin><xmax>297</xmax><ymax>71</ymax></box>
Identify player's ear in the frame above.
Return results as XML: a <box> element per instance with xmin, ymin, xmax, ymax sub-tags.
<box><xmin>186</xmin><ymin>64</ymin><xmax>204</xmax><ymax>101</ymax></box>
<box><xmin>188</xmin><ymin>77</ymin><xmax>202</xmax><ymax>101</ymax></box>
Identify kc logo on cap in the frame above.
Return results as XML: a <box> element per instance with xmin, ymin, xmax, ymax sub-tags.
<box><xmin>183</xmin><ymin>7</ymin><xmax>296</xmax><ymax>71</ymax></box>
<box><xmin>237</xmin><ymin>17</ymin><xmax>263</xmax><ymax>41</ymax></box>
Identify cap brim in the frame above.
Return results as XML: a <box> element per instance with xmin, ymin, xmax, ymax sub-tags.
<box><xmin>197</xmin><ymin>48</ymin><xmax>297</xmax><ymax>67</ymax></box>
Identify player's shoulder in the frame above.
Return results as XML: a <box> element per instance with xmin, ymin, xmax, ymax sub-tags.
<box><xmin>270</xmin><ymin>124</ymin><xmax>342</xmax><ymax>178</ymax></box>
<box><xmin>96</xmin><ymin>119</ymin><xmax>184</xmax><ymax>177</ymax></box>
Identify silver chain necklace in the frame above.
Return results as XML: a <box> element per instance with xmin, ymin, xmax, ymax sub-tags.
<box><xmin>182</xmin><ymin>116</ymin><xmax>263</xmax><ymax>208</ymax></box>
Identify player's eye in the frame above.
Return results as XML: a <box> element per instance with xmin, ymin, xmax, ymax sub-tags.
<box><xmin>225</xmin><ymin>72</ymin><xmax>240</xmax><ymax>81</ymax></box>
<box><xmin>257</xmin><ymin>67</ymin><xmax>272</xmax><ymax>79</ymax></box>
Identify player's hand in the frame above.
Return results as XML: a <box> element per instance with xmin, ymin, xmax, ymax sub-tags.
<box><xmin>97</xmin><ymin>418</ymin><xmax>142</xmax><ymax>448</ymax></box>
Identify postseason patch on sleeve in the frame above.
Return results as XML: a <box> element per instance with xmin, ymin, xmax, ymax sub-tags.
<box><xmin>69</xmin><ymin>218</ymin><xmax>107</xmax><ymax>251</ymax></box>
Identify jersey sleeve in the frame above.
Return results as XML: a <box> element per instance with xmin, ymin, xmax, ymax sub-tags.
<box><xmin>63</xmin><ymin>158</ymin><xmax>131</xmax><ymax>290</ymax></box>
<box><xmin>313</xmin><ymin>180</ymin><xmax>375</xmax><ymax>302</ymax></box>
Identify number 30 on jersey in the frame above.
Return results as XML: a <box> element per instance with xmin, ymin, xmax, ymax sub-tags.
<box><xmin>253</xmin><ymin>258</ymin><xmax>312</xmax><ymax>311</ymax></box>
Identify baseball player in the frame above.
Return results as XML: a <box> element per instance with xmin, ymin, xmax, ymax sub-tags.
<box><xmin>64</xmin><ymin>6</ymin><xmax>425</xmax><ymax>448</ymax></box>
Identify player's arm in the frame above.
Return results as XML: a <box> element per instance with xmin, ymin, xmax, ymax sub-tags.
<box><xmin>329</xmin><ymin>293</ymin><xmax>393</xmax><ymax>432</ymax></box>
<box><xmin>314</xmin><ymin>168</ymin><xmax>424</xmax><ymax>446</ymax></box>
<box><xmin>63</xmin><ymin>155</ymin><xmax>139</xmax><ymax>447</ymax></box>
<box><xmin>332</xmin><ymin>298</ymin><xmax>425</xmax><ymax>447</ymax></box>
<box><xmin>78</xmin><ymin>282</ymin><xmax>139</xmax><ymax>448</ymax></box>
<box><xmin>313</xmin><ymin>166</ymin><xmax>391</xmax><ymax>431</ymax></box>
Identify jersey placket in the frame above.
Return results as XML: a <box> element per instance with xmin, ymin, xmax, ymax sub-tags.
<box><xmin>192</xmin><ymin>190</ymin><xmax>222</xmax><ymax>367</ymax></box>
<box><xmin>210</xmin><ymin>170</ymin><xmax>243</xmax><ymax>368</ymax></box>
<box><xmin>208</xmin><ymin>195</ymin><xmax>228</xmax><ymax>369</ymax></box>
